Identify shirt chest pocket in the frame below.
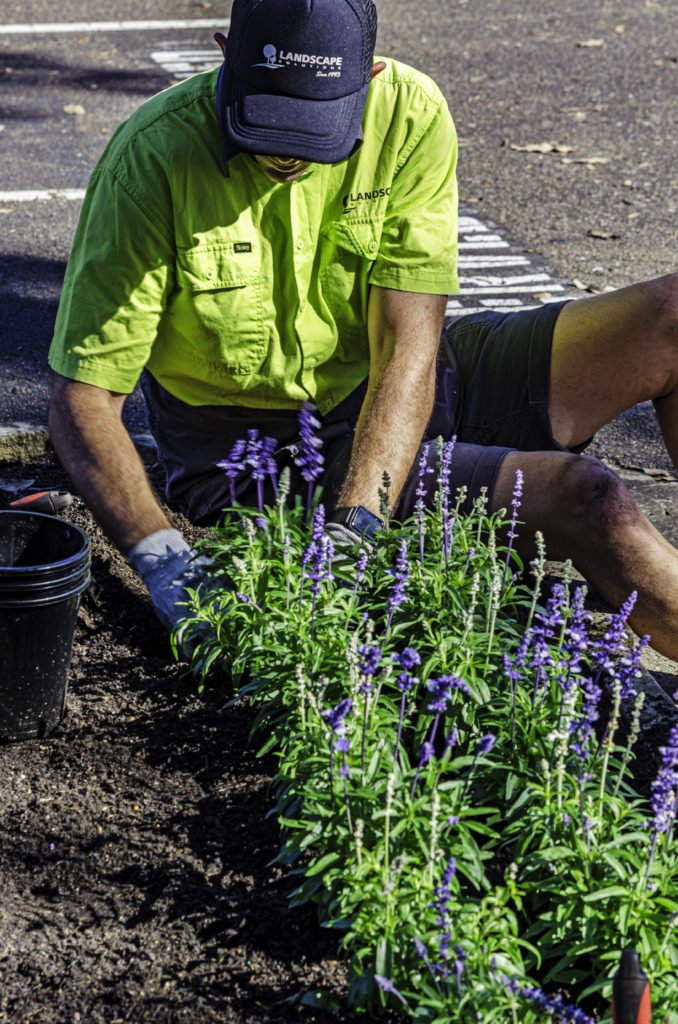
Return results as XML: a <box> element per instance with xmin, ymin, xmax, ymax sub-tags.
<box><xmin>175</xmin><ymin>241</ymin><xmax>265</xmax><ymax>376</ymax></box>
<box><xmin>319</xmin><ymin>220</ymin><xmax>381</xmax><ymax>328</ymax></box>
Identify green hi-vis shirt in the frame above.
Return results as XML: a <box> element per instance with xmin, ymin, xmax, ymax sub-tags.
<box><xmin>49</xmin><ymin>59</ymin><xmax>459</xmax><ymax>414</ymax></box>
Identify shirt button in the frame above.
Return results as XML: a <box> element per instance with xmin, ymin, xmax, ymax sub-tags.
<box><xmin>307</xmin><ymin>358</ymin><xmax>316</xmax><ymax>369</ymax></box>
<box><xmin>369</xmin><ymin>241</ymin><xmax>378</xmax><ymax>253</ymax></box>
<box><xmin>296</xmin><ymin>240</ymin><xmax>304</xmax><ymax>250</ymax></box>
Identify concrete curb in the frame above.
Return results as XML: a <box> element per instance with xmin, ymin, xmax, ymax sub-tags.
<box><xmin>0</xmin><ymin>422</ymin><xmax>50</xmax><ymax>461</ymax></box>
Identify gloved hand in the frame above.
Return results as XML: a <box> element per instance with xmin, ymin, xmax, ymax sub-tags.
<box><xmin>128</xmin><ymin>528</ymin><xmax>213</xmax><ymax>639</ymax></box>
<box><xmin>326</xmin><ymin>520</ymin><xmax>368</xmax><ymax>566</ymax></box>
<box><xmin>327</xmin><ymin>506</ymin><xmax>383</xmax><ymax>568</ymax></box>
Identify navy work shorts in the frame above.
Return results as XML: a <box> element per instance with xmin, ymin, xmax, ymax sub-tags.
<box><xmin>142</xmin><ymin>300</ymin><xmax>580</xmax><ymax>525</ymax></box>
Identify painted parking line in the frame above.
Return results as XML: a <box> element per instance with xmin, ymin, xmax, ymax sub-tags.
<box><xmin>150</xmin><ymin>47</ymin><xmax>217</xmax><ymax>79</ymax></box>
<box><xmin>0</xmin><ymin>19</ymin><xmax>228</xmax><ymax>35</ymax></box>
<box><xmin>0</xmin><ymin>189</ymin><xmax>86</xmax><ymax>202</ymax></box>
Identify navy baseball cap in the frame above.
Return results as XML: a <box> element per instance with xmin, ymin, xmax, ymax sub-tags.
<box><xmin>221</xmin><ymin>0</ymin><xmax>378</xmax><ymax>164</ymax></box>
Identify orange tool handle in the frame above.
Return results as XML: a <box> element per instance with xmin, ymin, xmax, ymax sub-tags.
<box><xmin>612</xmin><ymin>949</ymin><xmax>651</xmax><ymax>1024</ymax></box>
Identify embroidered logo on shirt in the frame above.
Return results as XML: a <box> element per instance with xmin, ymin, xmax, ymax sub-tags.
<box><xmin>342</xmin><ymin>187</ymin><xmax>391</xmax><ymax>214</ymax></box>
<box><xmin>233</xmin><ymin>242</ymin><xmax>253</xmax><ymax>253</ymax></box>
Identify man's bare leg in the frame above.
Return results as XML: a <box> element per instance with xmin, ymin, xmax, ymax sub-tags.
<box><xmin>490</xmin><ymin>275</ymin><xmax>678</xmax><ymax>658</ymax></box>
<box><xmin>549</xmin><ymin>274</ymin><xmax>678</xmax><ymax>464</ymax></box>
<box><xmin>492</xmin><ymin>451</ymin><xmax>678</xmax><ymax>660</ymax></box>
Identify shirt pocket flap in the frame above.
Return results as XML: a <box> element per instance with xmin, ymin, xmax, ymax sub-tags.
<box><xmin>322</xmin><ymin>220</ymin><xmax>380</xmax><ymax>260</ymax></box>
<box><xmin>177</xmin><ymin>241</ymin><xmax>259</xmax><ymax>291</ymax></box>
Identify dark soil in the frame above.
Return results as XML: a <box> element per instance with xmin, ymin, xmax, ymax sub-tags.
<box><xmin>0</xmin><ymin>451</ymin><xmax>355</xmax><ymax>1024</ymax></box>
<box><xmin>1</xmin><ymin>448</ymin><xmax>676</xmax><ymax>1024</ymax></box>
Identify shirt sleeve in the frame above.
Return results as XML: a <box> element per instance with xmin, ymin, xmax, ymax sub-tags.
<box><xmin>369</xmin><ymin>90</ymin><xmax>459</xmax><ymax>297</ymax></box>
<box><xmin>48</xmin><ymin>165</ymin><xmax>176</xmax><ymax>394</ymax></box>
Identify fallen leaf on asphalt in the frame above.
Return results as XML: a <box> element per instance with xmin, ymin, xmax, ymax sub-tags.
<box><xmin>0</xmin><ymin>125</ymin><xmax>4</xmax><ymax>132</ymax></box>
<box><xmin>571</xmin><ymin>278</ymin><xmax>597</xmax><ymax>292</ymax></box>
<box><xmin>510</xmin><ymin>141</ymin><xmax>575</xmax><ymax>154</ymax></box>
<box><xmin>614</xmin><ymin>24</ymin><xmax>626</xmax><ymax>34</ymax></box>
<box><xmin>562</xmin><ymin>156</ymin><xmax>611</xmax><ymax>165</ymax></box>
<box><xmin>587</xmin><ymin>229</ymin><xmax>620</xmax><ymax>239</ymax></box>
<box><xmin>533</xmin><ymin>292</ymin><xmax>554</xmax><ymax>302</ymax></box>
<box><xmin>63</xmin><ymin>104</ymin><xmax>85</xmax><ymax>116</ymax></box>
<box><xmin>577</xmin><ymin>38</ymin><xmax>605</xmax><ymax>47</ymax></box>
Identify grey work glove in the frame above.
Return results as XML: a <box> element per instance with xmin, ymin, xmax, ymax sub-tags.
<box><xmin>128</xmin><ymin>528</ymin><xmax>213</xmax><ymax>641</ymax></box>
<box><xmin>325</xmin><ymin>521</ymin><xmax>373</xmax><ymax>574</ymax></box>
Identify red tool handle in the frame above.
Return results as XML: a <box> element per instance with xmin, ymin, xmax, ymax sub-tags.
<box><xmin>9</xmin><ymin>490</ymin><xmax>73</xmax><ymax>514</ymax></box>
<box><xmin>612</xmin><ymin>949</ymin><xmax>651</xmax><ymax>1024</ymax></box>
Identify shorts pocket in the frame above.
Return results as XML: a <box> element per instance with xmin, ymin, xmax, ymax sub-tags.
<box><xmin>175</xmin><ymin>240</ymin><xmax>265</xmax><ymax>375</ymax></box>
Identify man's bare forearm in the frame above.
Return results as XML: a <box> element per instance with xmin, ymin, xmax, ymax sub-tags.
<box><xmin>48</xmin><ymin>375</ymin><xmax>172</xmax><ymax>554</ymax></box>
<box><xmin>337</xmin><ymin>288</ymin><xmax>446</xmax><ymax>515</ymax></box>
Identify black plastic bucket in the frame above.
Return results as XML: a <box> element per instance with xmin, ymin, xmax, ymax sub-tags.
<box><xmin>0</xmin><ymin>511</ymin><xmax>91</xmax><ymax>741</ymax></box>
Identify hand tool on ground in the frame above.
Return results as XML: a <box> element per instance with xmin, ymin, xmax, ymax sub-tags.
<box><xmin>9</xmin><ymin>490</ymin><xmax>74</xmax><ymax>515</ymax></box>
<box><xmin>612</xmin><ymin>948</ymin><xmax>651</xmax><ymax>1024</ymax></box>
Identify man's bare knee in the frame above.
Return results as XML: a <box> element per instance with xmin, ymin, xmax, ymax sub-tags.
<box><xmin>559</xmin><ymin>454</ymin><xmax>641</xmax><ymax>540</ymax></box>
<box><xmin>641</xmin><ymin>273</ymin><xmax>678</xmax><ymax>341</ymax></box>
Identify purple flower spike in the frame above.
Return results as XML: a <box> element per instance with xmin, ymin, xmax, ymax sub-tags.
<box><xmin>476</xmin><ymin>733</ymin><xmax>496</xmax><ymax>757</ymax></box>
<box><xmin>295</xmin><ymin>402</ymin><xmax>325</xmax><ymax>514</ymax></box>
<box><xmin>359</xmin><ymin>644</ymin><xmax>383</xmax><ymax>678</ymax></box>
<box><xmin>426</xmin><ymin>675</ymin><xmax>471</xmax><ymax>713</ymax></box>
<box><xmin>399</xmin><ymin>647</ymin><xmax>421</xmax><ymax>671</ymax></box>
<box><xmin>501</xmin><ymin>976</ymin><xmax>594</xmax><ymax>1024</ymax></box>
<box><xmin>323</xmin><ymin>697</ymin><xmax>353</xmax><ymax>732</ymax></box>
<box><xmin>387</xmin><ymin>540</ymin><xmax>411</xmax><ymax>630</ymax></box>
<box><xmin>217</xmin><ymin>438</ymin><xmax>247</xmax><ymax>505</ymax></box>
<box><xmin>374</xmin><ymin>975</ymin><xmax>407</xmax><ymax>1006</ymax></box>
<box><xmin>418</xmin><ymin>741</ymin><xmax>434</xmax><ymax>767</ymax></box>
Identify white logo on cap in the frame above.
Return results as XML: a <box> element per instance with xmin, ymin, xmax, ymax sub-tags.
<box><xmin>252</xmin><ymin>43</ymin><xmax>343</xmax><ymax>76</ymax></box>
<box><xmin>253</xmin><ymin>44</ymin><xmax>283</xmax><ymax>68</ymax></box>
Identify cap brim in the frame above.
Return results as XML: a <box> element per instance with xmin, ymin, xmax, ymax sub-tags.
<box><xmin>222</xmin><ymin>66</ymin><xmax>370</xmax><ymax>165</ymax></box>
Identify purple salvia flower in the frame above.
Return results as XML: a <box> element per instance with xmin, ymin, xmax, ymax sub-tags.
<box><xmin>414</xmin><ymin>936</ymin><xmax>439</xmax><ymax>987</ymax></box>
<box><xmin>295</xmin><ymin>402</ymin><xmax>325</xmax><ymax>514</ymax></box>
<box><xmin>250</xmin><ymin>434</ymin><xmax>278</xmax><ymax>508</ymax></box>
<box><xmin>429</xmin><ymin>856</ymin><xmax>457</xmax><ymax>978</ymax></box>
<box><xmin>323</xmin><ymin>697</ymin><xmax>353</xmax><ymax>732</ymax></box>
<box><xmin>415</xmin><ymin>446</ymin><xmax>433</xmax><ymax>563</ymax></box>
<box><xmin>591</xmin><ymin>591</ymin><xmax>638</xmax><ymax>687</ymax></box>
<box><xmin>418</xmin><ymin>741</ymin><xmax>434</xmax><ymax>767</ymax></box>
<box><xmin>453</xmin><ymin>944</ymin><xmax>466</xmax><ymax>992</ymax></box>
<box><xmin>617</xmin><ymin>633</ymin><xmax>650</xmax><ymax>701</ymax></box>
<box><xmin>569</xmin><ymin>675</ymin><xmax>602</xmax><ymax>763</ymax></box>
<box><xmin>358</xmin><ymin>644</ymin><xmax>382</xmax><ymax>693</ymax></box>
<box><xmin>652</xmin><ymin>725</ymin><xmax>678</xmax><ymax>833</ymax></box>
<box><xmin>561</xmin><ymin>586</ymin><xmax>590</xmax><ymax>695</ymax></box>
<box><xmin>399</xmin><ymin>647</ymin><xmax>421</xmax><ymax>671</ymax></box>
<box><xmin>503</xmin><ymin>468</ymin><xmax>524</xmax><ymax>581</ymax></box>
<box><xmin>323</xmin><ymin>698</ymin><xmax>353</xmax><ymax>781</ymax></box>
<box><xmin>386</xmin><ymin>540</ymin><xmax>411</xmax><ymax>630</ymax></box>
<box><xmin>426</xmin><ymin>675</ymin><xmax>471</xmax><ymax>714</ymax></box>
<box><xmin>393</xmin><ymin>648</ymin><xmax>421</xmax><ymax>763</ymax></box>
<box><xmin>447</xmin><ymin>815</ymin><xmax>460</xmax><ymax>825</ymax></box>
<box><xmin>354</xmin><ymin>548</ymin><xmax>369</xmax><ymax>589</ymax></box>
<box><xmin>217</xmin><ymin>438</ymin><xmax>247</xmax><ymax>505</ymax></box>
<box><xmin>438</xmin><ymin>437</ymin><xmax>456</xmax><ymax>568</ymax></box>
<box><xmin>502</xmin><ymin>976</ymin><xmax>594</xmax><ymax>1024</ymax></box>
<box><xmin>476</xmin><ymin>733</ymin><xmax>496</xmax><ymax>757</ymax></box>
<box><xmin>374</xmin><ymin>975</ymin><xmax>407</xmax><ymax>1006</ymax></box>
<box><xmin>445</xmin><ymin>727</ymin><xmax>459</xmax><ymax>750</ymax></box>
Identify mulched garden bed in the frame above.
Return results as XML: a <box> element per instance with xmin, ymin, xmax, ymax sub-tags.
<box><xmin>0</xmin><ymin>451</ymin><xmax>366</xmax><ymax>1024</ymax></box>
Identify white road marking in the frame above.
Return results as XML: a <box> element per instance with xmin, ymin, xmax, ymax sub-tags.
<box><xmin>150</xmin><ymin>48</ymin><xmax>218</xmax><ymax>79</ymax></box>
<box><xmin>0</xmin><ymin>188</ymin><xmax>86</xmax><ymax>202</ymax></box>
<box><xmin>0</xmin><ymin>19</ymin><xmax>228</xmax><ymax>35</ymax></box>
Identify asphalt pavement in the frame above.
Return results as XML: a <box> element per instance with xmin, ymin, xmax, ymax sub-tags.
<box><xmin>0</xmin><ymin>0</ymin><xmax>677</xmax><ymax>677</ymax></box>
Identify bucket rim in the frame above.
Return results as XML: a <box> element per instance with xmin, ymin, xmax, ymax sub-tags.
<box><xmin>0</xmin><ymin>510</ymin><xmax>90</xmax><ymax>576</ymax></box>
